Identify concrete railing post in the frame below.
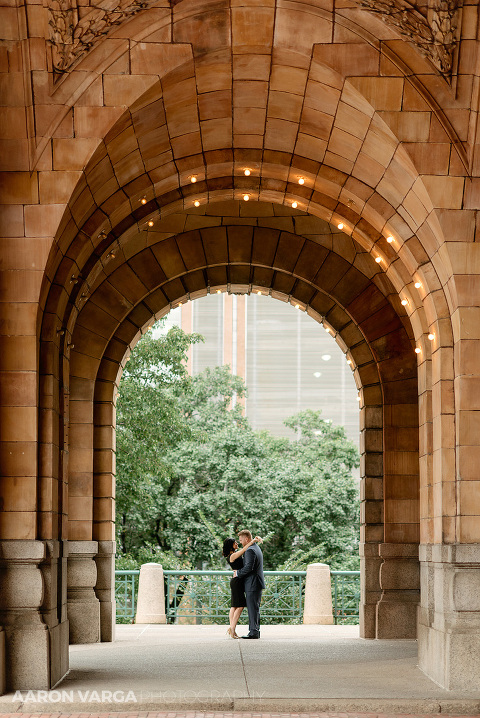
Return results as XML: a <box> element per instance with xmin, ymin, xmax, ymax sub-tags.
<box><xmin>135</xmin><ymin>563</ymin><xmax>167</xmax><ymax>624</ymax></box>
<box><xmin>303</xmin><ymin>562</ymin><xmax>334</xmax><ymax>624</ymax></box>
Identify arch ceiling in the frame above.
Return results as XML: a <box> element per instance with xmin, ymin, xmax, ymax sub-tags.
<box><xmin>42</xmin><ymin>56</ymin><xmax>453</xmax><ymax>362</ymax></box>
<box><xmin>69</xmin><ymin>215</ymin><xmax>416</xmax><ymax>388</ymax></box>
<box><xmin>36</xmin><ymin>0</ymin><xmax>473</xmax><ymax>368</ymax></box>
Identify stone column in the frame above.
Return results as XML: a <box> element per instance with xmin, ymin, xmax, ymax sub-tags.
<box><xmin>376</xmin><ymin>543</ymin><xmax>419</xmax><ymax>639</ymax></box>
<box><xmin>135</xmin><ymin>563</ymin><xmax>167</xmax><ymax>624</ymax></box>
<box><xmin>418</xmin><ymin>544</ymin><xmax>480</xmax><ymax>690</ymax></box>
<box><xmin>358</xmin><ymin>402</ymin><xmax>384</xmax><ymax>639</ymax></box>
<box><xmin>303</xmin><ymin>563</ymin><xmax>333</xmax><ymax>624</ymax></box>
<box><xmin>39</xmin><ymin>539</ymin><xmax>69</xmax><ymax>687</ymax></box>
<box><xmin>360</xmin><ymin>542</ymin><xmax>382</xmax><ymax>639</ymax></box>
<box><xmin>0</xmin><ymin>540</ymin><xmax>50</xmax><ymax>689</ymax></box>
<box><xmin>95</xmin><ymin>540</ymin><xmax>116</xmax><ymax>641</ymax></box>
<box><xmin>0</xmin><ymin>627</ymin><xmax>5</xmax><ymax>695</ymax></box>
<box><xmin>67</xmin><ymin>541</ymin><xmax>101</xmax><ymax>643</ymax></box>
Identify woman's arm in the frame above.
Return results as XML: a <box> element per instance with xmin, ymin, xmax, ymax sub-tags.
<box><xmin>228</xmin><ymin>537</ymin><xmax>260</xmax><ymax>563</ymax></box>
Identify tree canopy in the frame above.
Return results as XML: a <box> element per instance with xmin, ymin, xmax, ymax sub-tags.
<box><xmin>115</xmin><ymin>325</ymin><xmax>203</xmax><ymax>554</ymax></box>
<box><xmin>115</xmin><ymin>322</ymin><xmax>360</xmax><ymax>570</ymax></box>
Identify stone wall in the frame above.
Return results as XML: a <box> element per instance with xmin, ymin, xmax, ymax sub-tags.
<box><xmin>0</xmin><ymin>0</ymin><xmax>479</xmax><ymax>692</ymax></box>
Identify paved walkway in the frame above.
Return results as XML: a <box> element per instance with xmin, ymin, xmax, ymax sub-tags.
<box><xmin>0</xmin><ymin>715</ymin><xmax>478</xmax><ymax>718</ymax></box>
<box><xmin>1</xmin><ymin>626</ymin><xmax>479</xmax><ymax>715</ymax></box>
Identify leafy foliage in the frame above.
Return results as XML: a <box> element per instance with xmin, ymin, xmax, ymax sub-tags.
<box><xmin>115</xmin><ymin>325</ymin><xmax>203</xmax><ymax>553</ymax></box>
<box><xmin>115</xmin><ymin>323</ymin><xmax>360</xmax><ymax>571</ymax></box>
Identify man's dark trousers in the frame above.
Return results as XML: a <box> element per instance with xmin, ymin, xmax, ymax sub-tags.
<box><xmin>245</xmin><ymin>586</ymin><xmax>262</xmax><ymax>636</ymax></box>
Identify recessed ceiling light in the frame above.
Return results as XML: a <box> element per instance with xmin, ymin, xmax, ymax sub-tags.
<box><xmin>243</xmin><ymin>194</ymin><xmax>249</xmax><ymax>201</ymax></box>
<box><xmin>194</xmin><ymin>200</ymin><xmax>200</xmax><ymax>207</ymax></box>
<box><xmin>292</xmin><ymin>201</ymin><xmax>298</xmax><ymax>209</ymax></box>
<box><xmin>337</xmin><ymin>222</ymin><xmax>344</xmax><ymax>230</ymax></box>
<box><xmin>298</xmin><ymin>177</ymin><xmax>305</xmax><ymax>185</ymax></box>
<box><xmin>244</xmin><ymin>169</ymin><xmax>251</xmax><ymax>176</ymax></box>
<box><xmin>190</xmin><ymin>176</ymin><xmax>197</xmax><ymax>183</ymax></box>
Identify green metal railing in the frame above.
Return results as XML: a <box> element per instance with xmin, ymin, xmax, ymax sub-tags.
<box><xmin>331</xmin><ymin>571</ymin><xmax>361</xmax><ymax>624</ymax></box>
<box><xmin>164</xmin><ymin>570</ymin><xmax>306</xmax><ymax>624</ymax></box>
<box><xmin>114</xmin><ymin>568</ymin><xmax>360</xmax><ymax>624</ymax></box>
<box><xmin>115</xmin><ymin>569</ymin><xmax>140</xmax><ymax>622</ymax></box>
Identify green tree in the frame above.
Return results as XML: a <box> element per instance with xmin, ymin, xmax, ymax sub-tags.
<box><xmin>273</xmin><ymin>410</ymin><xmax>360</xmax><ymax>569</ymax></box>
<box><xmin>164</xmin><ymin>423</ymin><xmax>269</xmax><ymax>566</ymax></box>
<box><xmin>115</xmin><ymin>324</ymin><xmax>202</xmax><ymax>553</ymax></box>
<box><xmin>163</xmin><ymin>410</ymin><xmax>360</xmax><ymax>570</ymax></box>
<box><xmin>178</xmin><ymin>364</ymin><xmax>248</xmax><ymax>436</ymax></box>
<box><xmin>115</xmin><ymin>327</ymin><xmax>360</xmax><ymax>572</ymax></box>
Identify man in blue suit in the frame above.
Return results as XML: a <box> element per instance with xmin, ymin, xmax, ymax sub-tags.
<box><xmin>233</xmin><ymin>529</ymin><xmax>265</xmax><ymax>639</ymax></box>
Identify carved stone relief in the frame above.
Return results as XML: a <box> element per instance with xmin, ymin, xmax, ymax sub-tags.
<box><xmin>47</xmin><ymin>0</ymin><xmax>153</xmax><ymax>79</ymax></box>
<box><xmin>358</xmin><ymin>0</ymin><xmax>460</xmax><ymax>76</ymax></box>
<box><xmin>46</xmin><ymin>0</ymin><xmax>461</xmax><ymax>80</ymax></box>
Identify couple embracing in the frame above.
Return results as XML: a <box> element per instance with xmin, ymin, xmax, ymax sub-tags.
<box><xmin>222</xmin><ymin>529</ymin><xmax>265</xmax><ymax>639</ymax></box>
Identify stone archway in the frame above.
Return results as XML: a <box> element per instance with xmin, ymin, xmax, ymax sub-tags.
<box><xmin>71</xmin><ymin>216</ymin><xmax>421</xmax><ymax>642</ymax></box>
<box><xmin>39</xmin><ymin>189</ymin><xmax>426</xmax><ymax>662</ymax></box>
<box><xmin>1</xmin><ymin>0</ymin><xmax>480</xmax><ymax>695</ymax></box>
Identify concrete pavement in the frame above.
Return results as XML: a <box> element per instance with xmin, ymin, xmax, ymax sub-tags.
<box><xmin>1</xmin><ymin>625</ymin><xmax>479</xmax><ymax>715</ymax></box>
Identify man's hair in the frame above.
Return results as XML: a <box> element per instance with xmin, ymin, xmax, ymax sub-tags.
<box><xmin>238</xmin><ymin>529</ymin><xmax>252</xmax><ymax>541</ymax></box>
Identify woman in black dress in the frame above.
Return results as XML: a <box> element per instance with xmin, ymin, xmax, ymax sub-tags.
<box><xmin>223</xmin><ymin>535</ymin><xmax>262</xmax><ymax>638</ymax></box>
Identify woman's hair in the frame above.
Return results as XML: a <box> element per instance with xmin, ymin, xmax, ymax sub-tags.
<box><xmin>222</xmin><ymin>537</ymin><xmax>236</xmax><ymax>557</ymax></box>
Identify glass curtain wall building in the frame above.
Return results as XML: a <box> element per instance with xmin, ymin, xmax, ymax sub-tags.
<box><xmin>162</xmin><ymin>293</ymin><xmax>359</xmax><ymax>447</ymax></box>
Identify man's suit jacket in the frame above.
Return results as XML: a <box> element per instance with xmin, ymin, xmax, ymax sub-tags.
<box><xmin>235</xmin><ymin>543</ymin><xmax>265</xmax><ymax>592</ymax></box>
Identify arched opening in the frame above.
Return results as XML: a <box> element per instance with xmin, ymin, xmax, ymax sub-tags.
<box><xmin>38</xmin><ymin>176</ymin><xmax>428</xmax><ymax>651</ymax></box>
<box><xmin>34</xmin><ymin>50</ymin><xmax>454</xmax><ymax>681</ymax></box>
<box><xmin>6</xmin><ymin>0</ymin><xmax>479</xmax><ymax>694</ymax></box>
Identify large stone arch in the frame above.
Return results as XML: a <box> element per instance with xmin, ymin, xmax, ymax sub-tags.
<box><xmin>1</xmin><ymin>0</ymin><xmax>479</xmax><ymax>696</ymax></box>
<box><xmin>35</xmin><ymin>53</ymin><xmax>457</xmax><ymax>685</ymax></box>
<box><xmin>60</xmin><ymin>217</ymin><xmax>419</xmax><ymax>642</ymax></box>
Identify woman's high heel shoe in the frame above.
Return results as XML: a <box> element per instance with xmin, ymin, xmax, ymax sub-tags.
<box><xmin>226</xmin><ymin>627</ymin><xmax>234</xmax><ymax>638</ymax></box>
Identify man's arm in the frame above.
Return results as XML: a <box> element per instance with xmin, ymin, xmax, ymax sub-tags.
<box><xmin>234</xmin><ymin>547</ymin><xmax>255</xmax><ymax>579</ymax></box>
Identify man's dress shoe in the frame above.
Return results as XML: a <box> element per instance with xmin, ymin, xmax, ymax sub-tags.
<box><xmin>241</xmin><ymin>634</ymin><xmax>260</xmax><ymax>639</ymax></box>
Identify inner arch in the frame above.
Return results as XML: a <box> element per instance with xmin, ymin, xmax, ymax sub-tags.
<box><xmin>40</xmin><ymin>216</ymin><xmax>421</xmax><ymax>643</ymax></box>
